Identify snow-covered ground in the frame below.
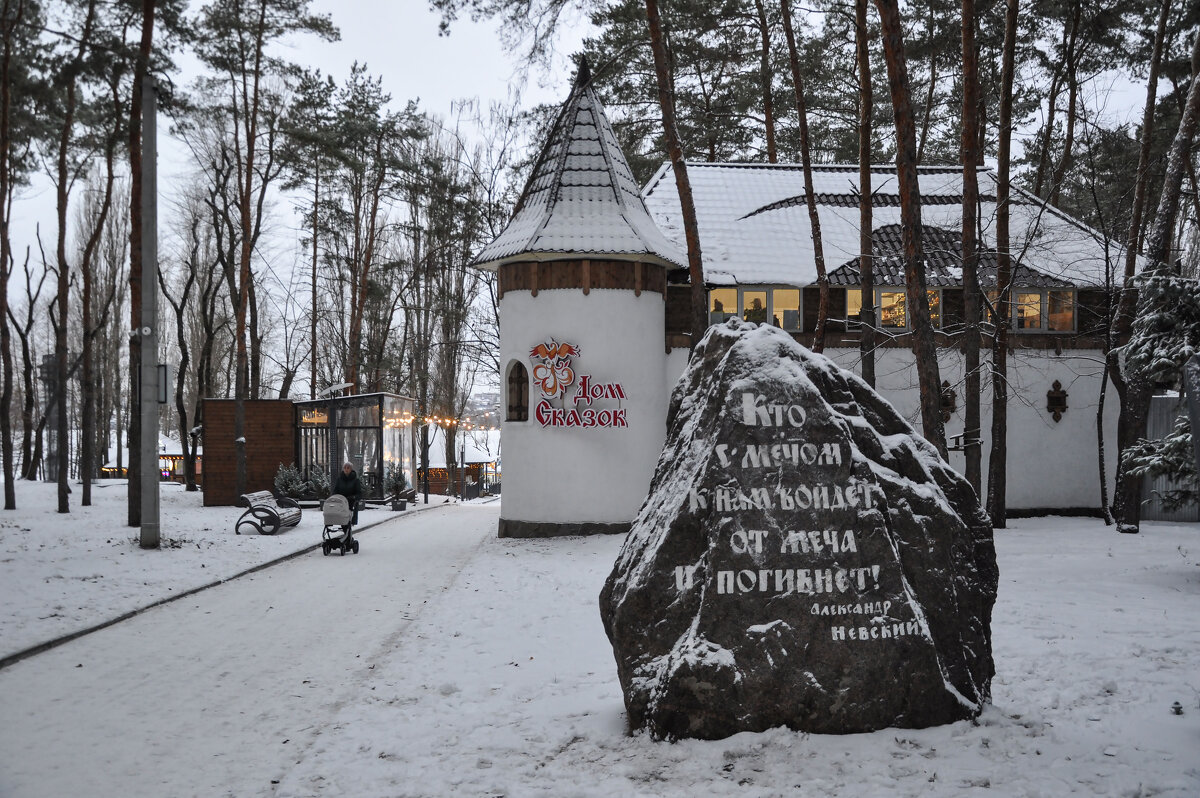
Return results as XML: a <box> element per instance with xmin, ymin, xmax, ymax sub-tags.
<box><xmin>0</xmin><ymin>480</ymin><xmax>443</xmax><ymax>660</ymax></box>
<box><xmin>1</xmin><ymin>480</ymin><xmax>1198</xmax><ymax>797</ymax></box>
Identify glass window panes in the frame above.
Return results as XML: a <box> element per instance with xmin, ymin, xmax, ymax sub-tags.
<box><xmin>742</xmin><ymin>290</ymin><xmax>768</xmax><ymax>324</ymax></box>
<box><xmin>338</xmin><ymin>398</ymin><xmax>380</xmax><ymax>426</ymax></box>
<box><xmin>710</xmin><ymin>288</ymin><xmax>737</xmax><ymax>324</ymax></box>
<box><xmin>1016</xmin><ymin>292</ymin><xmax>1042</xmax><ymax>329</ymax></box>
<box><xmin>880</xmin><ymin>291</ymin><xmax>907</xmax><ymax>328</ymax></box>
<box><xmin>927</xmin><ymin>290</ymin><xmax>941</xmax><ymax>328</ymax></box>
<box><xmin>772</xmin><ymin>289</ymin><xmax>800</xmax><ymax>330</ymax></box>
<box><xmin>846</xmin><ymin>289</ymin><xmax>863</xmax><ymax>320</ymax></box>
<box><xmin>1048</xmin><ymin>291</ymin><xmax>1074</xmax><ymax>331</ymax></box>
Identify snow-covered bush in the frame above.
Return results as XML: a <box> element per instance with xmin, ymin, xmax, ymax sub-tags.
<box><xmin>1124</xmin><ymin>275</ymin><xmax>1200</xmax><ymax>385</ymax></box>
<box><xmin>1123</xmin><ymin>415</ymin><xmax>1197</xmax><ymax>512</ymax></box>
<box><xmin>309</xmin><ymin>467</ymin><xmax>331</xmax><ymax>499</ymax></box>
<box><xmin>274</xmin><ymin>463</ymin><xmax>308</xmax><ymax>498</ymax></box>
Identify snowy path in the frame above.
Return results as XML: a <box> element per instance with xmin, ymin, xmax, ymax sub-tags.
<box><xmin>0</xmin><ymin>503</ymin><xmax>494</xmax><ymax>798</ymax></box>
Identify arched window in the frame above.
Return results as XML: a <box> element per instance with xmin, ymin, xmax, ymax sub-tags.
<box><xmin>506</xmin><ymin>361</ymin><xmax>529</xmax><ymax>422</ymax></box>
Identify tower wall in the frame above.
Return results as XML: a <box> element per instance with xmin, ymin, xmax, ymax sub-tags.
<box><xmin>498</xmin><ymin>265</ymin><xmax>669</xmax><ymax>537</ymax></box>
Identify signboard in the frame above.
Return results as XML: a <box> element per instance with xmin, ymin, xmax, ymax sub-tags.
<box><xmin>528</xmin><ymin>338</ymin><xmax>628</xmax><ymax>429</ymax></box>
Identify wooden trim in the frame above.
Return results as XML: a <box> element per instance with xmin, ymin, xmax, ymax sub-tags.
<box><xmin>786</xmin><ymin>329</ymin><xmax>1119</xmax><ymax>350</ymax></box>
<box><xmin>498</xmin><ymin>259</ymin><xmax>668</xmax><ymax>297</ymax></box>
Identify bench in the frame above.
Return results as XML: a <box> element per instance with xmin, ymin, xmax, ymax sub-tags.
<box><xmin>235</xmin><ymin>490</ymin><xmax>302</xmax><ymax>535</ymax></box>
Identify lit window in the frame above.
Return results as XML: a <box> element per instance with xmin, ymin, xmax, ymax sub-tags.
<box><xmin>772</xmin><ymin>289</ymin><xmax>800</xmax><ymax>330</ymax></box>
<box><xmin>880</xmin><ymin>291</ymin><xmax>906</xmax><ymax>328</ymax></box>
<box><xmin>709</xmin><ymin>288</ymin><xmax>737</xmax><ymax>325</ymax></box>
<box><xmin>927</xmin><ymin>290</ymin><xmax>941</xmax><ymax>328</ymax></box>
<box><xmin>1016</xmin><ymin>292</ymin><xmax>1042</xmax><ymax>330</ymax></box>
<box><xmin>742</xmin><ymin>290</ymin><xmax>768</xmax><ymax>324</ymax></box>
<box><xmin>1048</xmin><ymin>291</ymin><xmax>1074</xmax><ymax>331</ymax></box>
<box><xmin>846</xmin><ymin>289</ymin><xmax>863</xmax><ymax>321</ymax></box>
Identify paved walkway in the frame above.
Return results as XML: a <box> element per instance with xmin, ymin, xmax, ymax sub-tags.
<box><xmin>0</xmin><ymin>503</ymin><xmax>496</xmax><ymax>798</ymax></box>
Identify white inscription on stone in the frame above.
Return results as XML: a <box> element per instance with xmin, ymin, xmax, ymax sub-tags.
<box><xmin>674</xmin><ymin>565</ymin><xmax>697</xmax><ymax>591</ymax></box>
<box><xmin>741</xmin><ymin>393</ymin><xmax>806</xmax><ymax>428</ymax></box>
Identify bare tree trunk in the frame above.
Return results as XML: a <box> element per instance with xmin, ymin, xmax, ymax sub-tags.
<box><xmin>310</xmin><ymin>164</ymin><xmax>318</xmax><ymax>399</ymax></box>
<box><xmin>54</xmin><ymin>0</ymin><xmax>99</xmax><ymax>513</ymax></box>
<box><xmin>248</xmin><ymin>278</ymin><xmax>261</xmax><ymax>398</ymax></box>
<box><xmin>0</xmin><ymin>0</ymin><xmax>27</xmax><ymax>510</ymax></box>
<box><xmin>8</xmin><ymin>251</ymin><xmax>43</xmax><ymax>480</ymax></box>
<box><xmin>917</xmin><ymin>26</ymin><xmax>937</xmax><ymax>166</ymax></box>
<box><xmin>233</xmin><ymin>0</ymin><xmax>270</xmax><ymax>498</ymax></box>
<box><xmin>1123</xmin><ymin>0</ymin><xmax>1170</xmax><ymax>281</ymax></box>
<box><xmin>961</xmin><ymin>0</ymin><xmax>982</xmax><ymax>496</ymax></box>
<box><xmin>856</xmin><ymin>0</ymin><xmax>875</xmax><ymax>387</ymax></box>
<box><xmin>79</xmin><ymin>104</ymin><xmax>119</xmax><ymax>507</ymax></box>
<box><xmin>1100</xmin><ymin>0</ymin><xmax>1171</xmax><ymax>526</ymax></box>
<box><xmin>753</xmin><ymin>0</ymin><xmax>777</xmax><ymax>163</ymax></box>
<box><xmin>643</xmin><ymin>0</ymin><xmax>707</xmax><ymax>344</ymax></box>
<box><xmin>987</xmin><ymin>0</ymin><xmax>1018</xmax><ymax>527</ymax></box>
<box><xmin>780</xmin><ymin>0</ymin><xmax>829</xmax><ymax>351</ymax></box>
<box><xmin>873</xmin><ymin>0</ymin><xmax>947</xmax><ymax>457</ymax></box>
<box><xmin>1032</xmin><ymin>25</ymin><xmax>1068</xmax><ymax>199</ymax></box>
<box><xmin>1113</xmin><ymin>38</ymin><xmax>1200</xmax><ymax>534</ymax></box>
<box><xmin>1048</xmin><ymin>1</ymin><xmax>1081</xmax><ymax>208</ymax></box>
<box><xmin>1097</xmin><ymin>356</ymin><xmax>1114</xmax><ymax>524</ymax></box>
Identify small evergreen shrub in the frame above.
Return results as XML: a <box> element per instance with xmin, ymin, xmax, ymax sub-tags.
<box><xmin>274</xmin><ymin>463</ymin><xmax>307</xmax><ymax>498</ymax></box>
<box><xmin>385</xmin><ymin>464</ymin><xmax>409</xmax><ymax>497</ymax></box>
<box><xmin>310</xmin><ymin>467</ymin><xmax>331</xmax><ymax>499</ymax></box>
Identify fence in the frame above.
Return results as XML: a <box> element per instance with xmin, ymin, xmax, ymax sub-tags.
<box><xmin>1140</xmin><ymin>395</ymin><xmax>1199</xmax><ymax>522</ymax></box>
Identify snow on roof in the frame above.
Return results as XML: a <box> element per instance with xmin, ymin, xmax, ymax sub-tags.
<box><xmin>827</xmin><ymin>224</ymin><xmax>1074</xmax><ymax>289</ymax></box>
<box><xmin>642</xmin><ymin>163</ymin><xmax>1122</xmax><ymax>289</ymax></box>
<box><xmin>471</xmin><ymin>62</ymin><xmax>685</xmax><ymax>271</ymax></box>
<box><xmin>104</xmin><ymin>433</ymin><xmax>202</xmax><ymax>467</ymax></box>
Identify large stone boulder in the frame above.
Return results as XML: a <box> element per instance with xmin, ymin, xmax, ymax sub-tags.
<box><xmin>599</xmin><ymin>319</ymin><xmax>997</xmax><ymax>739</ymax></box>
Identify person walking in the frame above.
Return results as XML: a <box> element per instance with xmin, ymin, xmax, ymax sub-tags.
<box><xmin>333</xmin><ymin>461</ymin><xmax>363</xmax><ymax>525</ymax></box>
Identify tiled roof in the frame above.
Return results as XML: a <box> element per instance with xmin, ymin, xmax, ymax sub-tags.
<box><xmin>471</xmin><ymin>65</ymin><xmax>685</xmax><ymax>270</ymax></box>
<box><xmin>642</xmin><ymin>162</ymin><xmax>1120</xmax><ymax>288</ymax></box>
<box><xmin>827</xmin><ymin>224</ymin><xmax>1075</xmax><ymax>288</ymax></box>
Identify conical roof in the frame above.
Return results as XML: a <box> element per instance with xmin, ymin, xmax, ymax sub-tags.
<box><xmin>471</xmin><ymin>62</ymin><xmax>686</xmax><ymax>270</ymax></box>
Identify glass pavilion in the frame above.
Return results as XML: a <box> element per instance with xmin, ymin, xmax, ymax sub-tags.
<box><xmin>294</xmin><ymin>393</ymin><xmax>416</xmax><ymax>500</ymax></box>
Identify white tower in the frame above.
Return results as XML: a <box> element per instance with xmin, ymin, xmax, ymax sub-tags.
<box><xmin>472</xmin><ymin>61</ymin><xmax>686</xmax><ymax>537</ymax></box>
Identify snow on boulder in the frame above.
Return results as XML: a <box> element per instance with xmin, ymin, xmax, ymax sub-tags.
<box><xmin>599</xmin><ymin>319</ymin><xmax>998</xmax><ymax>739</ymax></box>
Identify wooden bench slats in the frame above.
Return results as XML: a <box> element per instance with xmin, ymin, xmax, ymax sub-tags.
<box><xmin>236</xmin><ymin>491</ymin><xmax>302</xmax><ymax>535</ymax></box>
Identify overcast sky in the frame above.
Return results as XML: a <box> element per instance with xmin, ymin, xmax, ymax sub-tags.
<box><xmin>8</xmin><ymin>2</ymin><xmax>591</xmax><ymax>269</ymax></box>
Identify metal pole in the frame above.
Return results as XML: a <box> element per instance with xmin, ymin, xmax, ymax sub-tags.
<box><xmin>139</xmin><ymin>74</ymin><xmax>160</xmax><ymax>549</ymax></box>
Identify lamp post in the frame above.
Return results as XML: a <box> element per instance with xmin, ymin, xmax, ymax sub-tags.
<box><xmin>139</xmin><ymin>74</ymin><xmax>160</xmax><ymax>549</ymax></box>
<box><xmin>460</xmin><ymin>433</ymin><xmax>466</xmax><ymax>501</ymax></box>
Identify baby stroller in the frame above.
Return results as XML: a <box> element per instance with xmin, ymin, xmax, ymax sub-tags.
<box><xmin>321</xmin><ymin>494</ymin><xmax>359</xmax><ymax>555</ymax></box>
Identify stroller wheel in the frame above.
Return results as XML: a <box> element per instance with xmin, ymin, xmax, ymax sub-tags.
<box><xmin>352</xmin><ymin>539</ymin><xmax>360</xmax><ymax>554</ymax></box>
<box><xmin>322</xmin><ymin>542</ymin><xmax>330</xmax><ymax>556</ymax></box>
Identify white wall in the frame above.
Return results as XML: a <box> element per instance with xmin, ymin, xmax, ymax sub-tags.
<box><xmin>823</xmin><ymin>345</ymin><xmax>1119</xmax><ymax>511</ymax></box>
<box><xmin>501</xmin><ymin>290</ymin><xmax>669</xmax><ymax>525</ymax></box>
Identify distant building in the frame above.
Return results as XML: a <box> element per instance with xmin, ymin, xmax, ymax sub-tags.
<box><xmin>473</xmin><ymin>65</ymin><xmax>1123</xmax><ymax>537</ymax></box>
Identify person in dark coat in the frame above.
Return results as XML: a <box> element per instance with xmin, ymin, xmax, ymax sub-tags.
<box><xmin>332</xmin><ymin>461</ymin><xmax>363</xmax><ymax>525</ymax></box>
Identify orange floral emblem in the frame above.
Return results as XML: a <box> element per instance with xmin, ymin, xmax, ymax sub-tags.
<box><xmin>529</xmin><ymin>339</ymin><xmax>580</xmax><ymax>400</ymax></box>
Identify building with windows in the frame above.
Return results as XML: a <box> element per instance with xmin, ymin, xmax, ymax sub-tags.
<box><xmin>642</xmin><ymin>162</ymin><xmax>1120</xmax><ymax>516</ymax></box>
<box><xmin>474</xmin><ymin>65</ymin><xmax>1122</xmax><ymax>537</ymax></box>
